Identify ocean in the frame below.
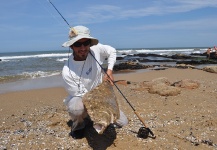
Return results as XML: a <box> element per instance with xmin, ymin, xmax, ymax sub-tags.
<box><xmin>0</xmin><ymin>47</ymin><xmax>209</xmax><ymax>93</ymax></box>
<box><xmin>0</xmin><ymin>50</ymin><xmax>68</xmax><ymax>83</ymax></box>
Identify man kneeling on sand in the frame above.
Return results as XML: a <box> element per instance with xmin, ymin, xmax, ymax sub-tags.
<box><xmin>61</xmin><ymin>25</ymin><xmax>128</xmax><ymax>139</ymax></box>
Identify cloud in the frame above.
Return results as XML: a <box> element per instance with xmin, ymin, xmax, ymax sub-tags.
<box><xmin>68</xmin><ymin>5</ymin><xmax>120</xmax><ymax>24</ymax></box>
<box><xmin>69</xmin><ymin>0</ymin><xmax>217</xmax><ymax>24</ymax></box>
<box><xmin>127</xmin><ymin>18</ymin><xmax>217</xmax><ymax>31</ymax></box>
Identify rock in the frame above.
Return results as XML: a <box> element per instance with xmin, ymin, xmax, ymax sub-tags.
<box><xmin>150</xmin><ymin>67</ymin><xmax>169</xmax><ymax>70</ymax></box>
<box><xmin>148</xmin><ymin>83</ymin><xmax>181</xmax><ymax>96</ymax></box>
<box><xmin>141</xmin><ymin>77</ymin><xmax>200</xmax><ymax>96</ymax></box>
<box><xmin>116</xmin><ymin>56</ymin><xmax>124</xmax><ymax>60</ymax></box>
<box><xmin>176</xmin><ymin>60</ymin><xmax>202</xmax><ymax>65</ymax></box>
<box><xmin>172</xmin><ymin>79</ymin><xmax>200</xmax><ymax>89</ymax></box>
<box><xmin>142</xmin><ymin>77</ymin><xmax>171</xmax><ymax>88</ymax></box>
<box><xmin>113</xmin><ymin>62</ymin><xmax>148</xmax><ymax>71</ymax></box>
<box><xmin>202</xmin><ymin>66</ymin><xmax>217</xmax><ymax>73</ymax></box>
<box><xmin>151</xmin><ymin>77</ymin><xmax>171</xmax><ymax>86</ymax></box>
<box><xmin>176</xmin><ymin>64</ymin><xmax>195</xmax><ymax>69</ymax></box>
<box><xmin>141</xmin><ymin>77</ymin><xmax>181</xmax><ymax>96</ymax></box>
<box><xmin>115</xmin><ymin>80</ymin><xmax>131</xmax><ymax>86</ymax></box>
<box><xmin>177</xmin><ymin>60</ymin><xmax>217</xmax><ymax>65</ymax></box>
<box><xmin>171</xmin><ymin>54</ymin><xmax>192</xmax><ymax>59</ymax></box>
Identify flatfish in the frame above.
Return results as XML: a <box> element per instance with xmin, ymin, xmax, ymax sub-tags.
<box><xmin>82</xmin><ymin>81</ymin><xmax>120</xmax><ymax>134</ymax></box>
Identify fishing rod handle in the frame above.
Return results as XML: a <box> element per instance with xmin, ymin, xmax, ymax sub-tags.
<box><xmin>134</xmin><ymin>111</ymin><xmax>147</xmax><ymax>128</ymax></box>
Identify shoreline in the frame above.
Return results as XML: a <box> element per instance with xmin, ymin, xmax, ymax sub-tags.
<box><xmin>0</xmin><ymin>75</ymin><xmax>64</xmax><ymax>94</ymax></box>
<box><xmin>0</xmin><ymin>64</ymin><xmax>214</xmax><ymax>94</ymax></box>
<box><xmin>0</xmin><ymin>68</ymin><xmax>151</xmax><ymax>94</ymax></box>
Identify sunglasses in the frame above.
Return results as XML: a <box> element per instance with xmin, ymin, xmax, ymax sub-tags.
<box><xmin>73</xmin><ymin>40</ymin><xmax>91</xmax><ymax>47</ymax></box>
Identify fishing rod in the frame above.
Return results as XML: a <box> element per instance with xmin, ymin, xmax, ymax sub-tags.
<box><xmin>48</xmin><ymin>0</ymin><xmax>155</xmax><ymax>139</ymax></box>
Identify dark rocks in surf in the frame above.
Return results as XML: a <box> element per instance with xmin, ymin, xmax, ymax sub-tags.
<box><xmin>176</xmin><ymin>59</ymin><xmax>217</xmax><ymax>65</ymax></box>
<box><xmin>115</xmin><ymin>51</ymin><xmax>217</xmax><ymax>71</ymax></box>
<box><xmin>171</xmin><ymin>54</ymin><xmax>192</xmax><ymax>59</ymax></box>
<box><xmin>113</xmin><ymin>61</ymin><xmax>150</xmax><ymax>71</ymax></box>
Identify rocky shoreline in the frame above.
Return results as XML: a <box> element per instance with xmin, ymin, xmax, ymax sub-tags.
<box><xmin>114</xmin><ymin>52</ymin><xmax>217</xmax><ymax>72</ymax></box>
<box><xmin>114</xmin><ymin>61</ymin><xmax>217</xmax><ymax>73</ymax></box>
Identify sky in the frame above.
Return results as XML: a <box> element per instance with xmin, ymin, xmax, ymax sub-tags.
<box><xmin>0</xmin><ymin>0</ymin><xmax>217</xmax><ymax>53</ymax></box>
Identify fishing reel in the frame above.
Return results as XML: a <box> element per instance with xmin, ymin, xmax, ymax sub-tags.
<box><xmin>137</xmin><ymin>127</ymin><xmax>156</xmax><ymax>139</ymax></box>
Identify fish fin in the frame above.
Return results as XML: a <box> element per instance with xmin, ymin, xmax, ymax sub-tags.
<box><xmin>93</xmin><ymin>124</ymin><xmax>105</xmax><ymax>134</ymax></box>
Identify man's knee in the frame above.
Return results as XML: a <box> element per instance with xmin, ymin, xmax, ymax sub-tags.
<box><xmin>67</xmin><ymin>97</ymin><xmax>85</xmax><ymax>116</ymax></box>
<box><xmin>115</xmin><ymin>110</ymin><xmax>128</xmax><ymax>127</ymax></box>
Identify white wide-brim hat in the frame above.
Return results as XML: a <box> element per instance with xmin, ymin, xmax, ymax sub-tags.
<box><xmin>62</xmin><ymin>26</ymin><xmax>99</xmax><ymax>47</ymax></box>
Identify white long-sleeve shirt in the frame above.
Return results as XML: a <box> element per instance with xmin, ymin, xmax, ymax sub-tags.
<box><xmin>62</xmin><ymin>43</ymin><xmax>116</xmax><ymax>99</ymax></box>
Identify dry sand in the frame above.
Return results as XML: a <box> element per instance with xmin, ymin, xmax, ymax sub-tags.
<box><xmin>0</xmin><ymin>68</ymin><xmax>217</xmax><ymax>150</ymax></box>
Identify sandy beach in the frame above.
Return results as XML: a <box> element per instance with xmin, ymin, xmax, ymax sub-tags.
<box><xmin>0</xmin><ymin>68</ymin><xmax>217</xmax><ymax>150</ymax></box>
